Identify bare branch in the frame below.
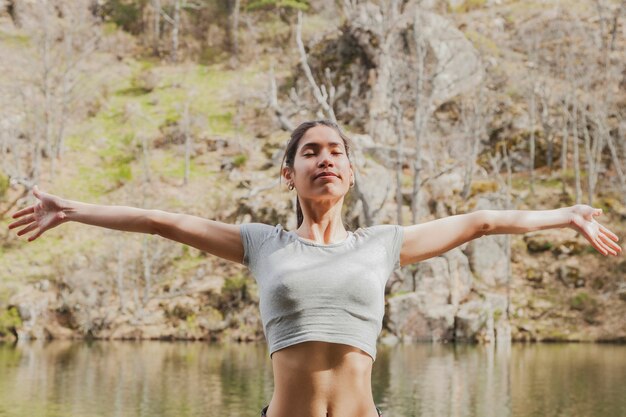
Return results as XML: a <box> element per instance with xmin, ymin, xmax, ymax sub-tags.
<box><xmin>295</xmin><ymin>11</ymin><xmax>337</xmax><ymax>123</ymax></box>
<box><xmin>268</xmin><ymin>65</ymin><xmax>295</xmax><ymax>131</ymax></box>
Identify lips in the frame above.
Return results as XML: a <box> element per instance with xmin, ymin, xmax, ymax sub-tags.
<box><xmin>315</xmin><ymin>172</ymin><xmax>339</xmax><ymax>179</ymax></box>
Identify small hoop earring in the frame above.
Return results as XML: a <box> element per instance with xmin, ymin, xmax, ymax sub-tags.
<box><xmin>350</xmin><ymin>181</ymin><xmax>355</xmax><ymax>188</ymax></box>
<box><xmin>288</xmin><ymin>183</ymin><xmax>295</xmax><ymax>191</ymax></box>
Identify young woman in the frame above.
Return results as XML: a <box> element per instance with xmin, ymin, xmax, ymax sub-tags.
<box><xmin>8</xmin><ymin>119</ymin><xmax>622</xmax><ymax>417</ymax></box>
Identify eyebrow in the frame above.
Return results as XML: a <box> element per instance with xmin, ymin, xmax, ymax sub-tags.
<box><xmin>300</xmin><ymin>142</ymin><xmax>343</xmax><ymax>151</ymax></box>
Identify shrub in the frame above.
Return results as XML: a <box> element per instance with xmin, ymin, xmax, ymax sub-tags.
<box><xmin>232</xmin><ymin>154</ymin><xmax>248</xmax><ymax>168</ymax></box>
<box><xmin>0</xmin><ymin>307</ymin><xmax>21</xmax><ymax>337</ymax></box>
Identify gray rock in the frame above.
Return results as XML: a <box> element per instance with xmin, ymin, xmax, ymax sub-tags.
<box><xmin>414</xmin><ymin>9</ymin><xmax>484</xmax><ymax>105</ymax></box>
<box><xmin>415</xmin><ymin>257</ymin><xmax>450</xmax><ymax>305</ymax></box>
<box><xmin>484</xmin><ymin>293</ymin><xmax>508</xmax><ymax>316</ymax></box>
<box><xmin>455</xmin><ymin>294</ymin><xmax>510</xmax><ymax>343</ymax></box>
<box><xmin>392</xmin><ymin>249</ymin><xmax>472</xmax><ymax>304</ymax></box>
<box><xmin>442</xmin><ymin>248</ymin><xmax>473</xmax><ymax>306</ymax></box>
<box><xmin>387</xmin><ymin>293</ymin><xmax>455</xmax><ymax>342</ymax></box>
<box><xmin>558</xmin><ymin>265</ymin><xmax>584</xmax><ymax>288</ymax></box>
<box><xmin>466</xmin><ymin>236</ymin><xmax>508</xmax><ymax>286</ymax></box>
<box><xmin>455</xmin><ymin>300</ymin><xmax>489</xmax><ymax>341</ymax></box>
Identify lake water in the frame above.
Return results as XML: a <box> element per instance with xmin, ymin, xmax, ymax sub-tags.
<box><xmin>0</xmin><ymin>341</ymin><xmax>624</xmax><ymax>417</ymax></box>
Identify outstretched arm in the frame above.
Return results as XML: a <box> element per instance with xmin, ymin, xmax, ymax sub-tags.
<box><xmin>8</xmin><ymin>186</ymin><xmax>244</xmax><ymax>264</ymax></box>
<box><xmin>399</xmin><ymin>205</ymin><xmax>621</xmax><ymax>266</ymax></box>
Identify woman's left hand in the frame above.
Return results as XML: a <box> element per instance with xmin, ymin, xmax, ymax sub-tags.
<box><xmin>569</xmin><ymin>204</ymin><xmax>622</xmax><ymax>256</ymax></box>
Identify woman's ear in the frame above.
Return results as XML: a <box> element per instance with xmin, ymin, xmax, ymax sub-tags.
<box><xmin>282</xmin><ymin>166</ymin><xmax>293</xmax><ymax>183</ymax></box>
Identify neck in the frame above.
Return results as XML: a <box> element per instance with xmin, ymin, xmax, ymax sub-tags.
<box><xmin>296</xmin><ymin>196</ymin><xmax>347</xmax><ymax>244</ymax></box>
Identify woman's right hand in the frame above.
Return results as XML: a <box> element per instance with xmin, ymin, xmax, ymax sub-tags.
<box><xmin>8</xmin><ymin>185</ymin><xmax>70</xmax><ymax>242</ymax></box>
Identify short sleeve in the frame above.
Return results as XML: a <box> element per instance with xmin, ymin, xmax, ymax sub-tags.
<box><xmin>365</xmin><ymin>224</ymin><xmax>404</xmax><ymax>271</ymax></box>
<box><xmin>388</xmin><ymin>224</ymin><xmax>404</xmax><ymax>270</ymax></box>
<box><xmin>239</xmin><ymin>223</ymin><xmax>277</xmax><ymax>267</ymax></box>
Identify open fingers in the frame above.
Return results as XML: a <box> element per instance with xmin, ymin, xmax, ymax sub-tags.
<box><xmin>8</xmin><ymin>214</ymin><xmax>35</xmax><ymax>230</ymax></box>
<box><xmin>598</xmin><ymin>224</ymin><xmax>619</xmax><ymax>242</ymax></box>
<box><xmin>598</xmin><ymin>232</ymin><xmax>622</xmax><ymax>255</ymax></box>
<box><xmin>12</xmin><ymin>205</ymin><xmax>35</xmax><ymax>219</ymax></box>
<box><xmin>593</xmin><ymin>237</ymin><xmax>613</xmax><ymax>256</ymax></box>
<box><xmin>16</xmin><ymin>223</ymin><xmax>38</xmax><ymax>237</ymax></box>
<box><xmin>28</xmin><ymin>229</ymin><xmax>44</xmax><ymax>242</ymax></box>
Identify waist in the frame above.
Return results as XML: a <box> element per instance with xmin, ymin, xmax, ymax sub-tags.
<box><xmin>269</xmin><ymin>341</ymin><xmax>377</xmax><ymax>417</ymax></box>
<box><xmin>272</xmin><ymin>341</ymin><xmax>374</xmax><ymax>393</ymax></box>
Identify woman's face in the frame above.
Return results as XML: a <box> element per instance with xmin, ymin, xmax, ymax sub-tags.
<box><xmin>283</xmin><ymin>125</ymin><xmax>354</xmax><ymax>202</ymax></box>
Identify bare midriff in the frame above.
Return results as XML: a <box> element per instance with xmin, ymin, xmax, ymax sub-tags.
<box><xmin>266</xmin><ymin>341</ymin><xmax>380</xmax><ymax>417</ymax></box>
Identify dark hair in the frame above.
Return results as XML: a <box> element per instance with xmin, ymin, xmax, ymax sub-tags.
<box><xmin>280</xmin><ymin>120</ymin><xmax>353</xmax><ymax>228</ymax></box>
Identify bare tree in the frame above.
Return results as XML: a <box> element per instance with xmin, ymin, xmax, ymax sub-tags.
<box><xmin>391</xmin><ymin>88</ymin><xmax>406</xmax><ymax>225</ymax></box>
<box><xmin>560</xmin><ymin>94</ymin><xmax>569</xmax><ymax>186</ymax></box>
<box><xmin>295</xmin><ymin>11</ymin><xmax>337</xmax><ymax>123</ymax></box>
<box><xmin>268</xmin><ymin>65</ymin><xmax>296</xmax><ymax>132</ymax></box>
<box><xmin>460</xmin><ymin>87</ymin><xmax>485</xmax><ymax>200</ymax></box>
<box><xmin>538</xmin><ymin>81</ymin><xmax>554</xmax><ymax>170</ymax></box>
<box><xmin>525</xmin><ymin>37</ymin><xmax>539</xmax><ymax>200</ymax></box>
<box><xmin>571</xmin><ymin>98</ymin><xmax>582</xmax><ymax>204</ymax></box>
<box><xmin>489</xmin><ymin>141</ymin><xmax>513</xmax><ymax>319</ymax></box>
<box><xmin>228</xmin><ymin>0</ymin><xmax>242</xmax><ymax>61</ymax></box>
<box><xmin>182</xmin><ymin>99</ymin><xmax>192</xmax><ymax>185</ymax></box>
<box><xmin>410</xmin><ymin>15</ymin><xmax>439</xmax><ymax>223</ymax></box>
<box><xmin>152</xmin><ymin>0</ymin><xmax>162</xmax><ymax>55</ymax></box>
<box><xmin>160</xmin><ymin>0</ymin><xmax>205</xmax><ymax>63</ymax></box>
<box><xmin>6</xmin><ymin>0</ymin><xmax>100</xmax><ymax>190</ymax></box>
<box><xmin>116</xmin><ymin>240</ymin><xmax>127</xmax><ymax>312</ymax></box>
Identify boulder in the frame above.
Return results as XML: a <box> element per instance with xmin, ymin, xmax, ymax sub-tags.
<box><xmin>558</xmin><ymin>265</ymin><xmax>585</xmax><ymax>288</ymax></box>
<box><xmin>387</xmin><ymin>293</ymin><xmax>455</xmax><ymax>342</ymax></box>
<box><xmin>392</xmin><ymin>249</ymin><xmax>472</xmax><ymax>302</ymax></box>
<box><xmin>442</xmin><ymin>248</ymin><xmax>473</xmax><ymax>306</ymax></box>
<box><xmin>455</xmin><ymin>299</ymin><xmax>489</xmax><ymax>341</ymax></box>
<box><xmin>455</xmin><ymin>293</ymin><xmax>509</xmax><ymax>343</ymax></box>
<box><xmin>466</xmin><ymin>235</ymin><xmax>508</xmax><ymax>286</ymax></box>
<box><xmin>415</xmin><ymin>257</ymin><xmax>450</xmax><ymax>305</ymax></box>
<box><xmin>413</xmin><ymin>9</ymin><xmax>483</xmax><ymax>105</ymax></box>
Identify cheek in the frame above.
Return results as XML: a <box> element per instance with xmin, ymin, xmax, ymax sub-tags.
<box><xmin>291</xmin><ymin>161</ymin><xmax>311</xmax><ymax>182</ymax></box>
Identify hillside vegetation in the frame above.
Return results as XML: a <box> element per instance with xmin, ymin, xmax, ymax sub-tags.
<box><xmin>0</xmin><ymin>0</ymin><xmax>625</xmax><ymax>344</ymax></box>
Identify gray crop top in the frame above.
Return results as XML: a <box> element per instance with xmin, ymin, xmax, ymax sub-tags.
<box><xmin>239</xmin><ymin>223</ymin><xmax>404</xmax><ymax>361</ymax></box>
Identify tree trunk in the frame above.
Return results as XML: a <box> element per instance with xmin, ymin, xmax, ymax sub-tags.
<box><xmin>229</xmin><ymin>0</ymin><xmax>241</xmax><ymax>58</ymax></box>
<box><xmin>153</xmin><ymin>0</ymin><xmax>161</xmax><ymax>56</ymax></box>
<box><xmin>141</xmin><ymin>134</ymin><xmax>152</xmax><ymax>184</ymax></box>
<box><xmin>582</xmin><ymin>110</ymin><xmax>601</xmax><ymax>206</ymax></box>
<box><xmin>183</xmin><ymin>100</ymin><xmax>191</xmax><ymax>185</ymax></box>
<box><xmin>411</xmin><ymin>22</ymin><xmax>429</xmax><ymax>224</ymax></box>
<box><xmin>392</xmin><ymin>95</ymin><xmax>405</xmax><ymax>225</ymax></box>
<box><xmin>116</xmin><ymin>241</ymin><xmax>126</xmax><ymax>312</ymax></box>
<box><xmin>560</xmin><ymin>97</ymin><xmax>569</xmax><ymax>194</ymax></box>
<box><xmin>171</xmin><ymin>0</ymin><xmax>181</xmax><ymax>63</ymax></box>
<box><xmin>539</xmin><ymin>91</ymin><xmax>553</xmax><ymax>170</ymax></box>
<box><xmin>461</xmin><ymin>88</ymin><xmax>483</xmax><ymax>200</ymax></box>
<box><xmin>503</xmin><ymin>145</ymin><xmax>513</xmax><ymax>320</ymax></box>
<box><xmin>528</xmin><ymin>88</ymin><xmax>536</xmax><ymax>199</ymax></box>
<box><xmin>571</xmin><ymin>100</ymin><xmax>582</xmax><ymax>204</ymax></box>
<box><xmin>142</xmin><ymin>235</ymin><xmax>152</xmax><ymax>305</ymax></box>
<box><xmin>606</xmin><ymin>128</ymin><xmax>626</xmax><ymax>204</ymax></box>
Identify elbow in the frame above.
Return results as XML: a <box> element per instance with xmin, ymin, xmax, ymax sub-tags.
<box><xmin>148</xmin><ymin>209</ymin><xmax>162</xmax><ymax>236</ymax></box>
<box><xmin>475</xmin><ymin>210</ymin><xmax>493</xmax><ymax>237</ymax></box>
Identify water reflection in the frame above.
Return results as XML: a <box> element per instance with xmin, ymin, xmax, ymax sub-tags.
<box><xmin>373</xmin><ymin>343</ymin><xmax>512</xmax><ymax>417</ymax></box>
<box><xmin>0</xmin><ymin>341</ymin><xmax>624</xmax><ymax>417</ymax></box>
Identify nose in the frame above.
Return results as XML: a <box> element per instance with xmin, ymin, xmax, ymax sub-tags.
<box><xmin>317</xmin><ymin>150</ymin><xmax>334</xmax><ymax>168</ymax></box>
